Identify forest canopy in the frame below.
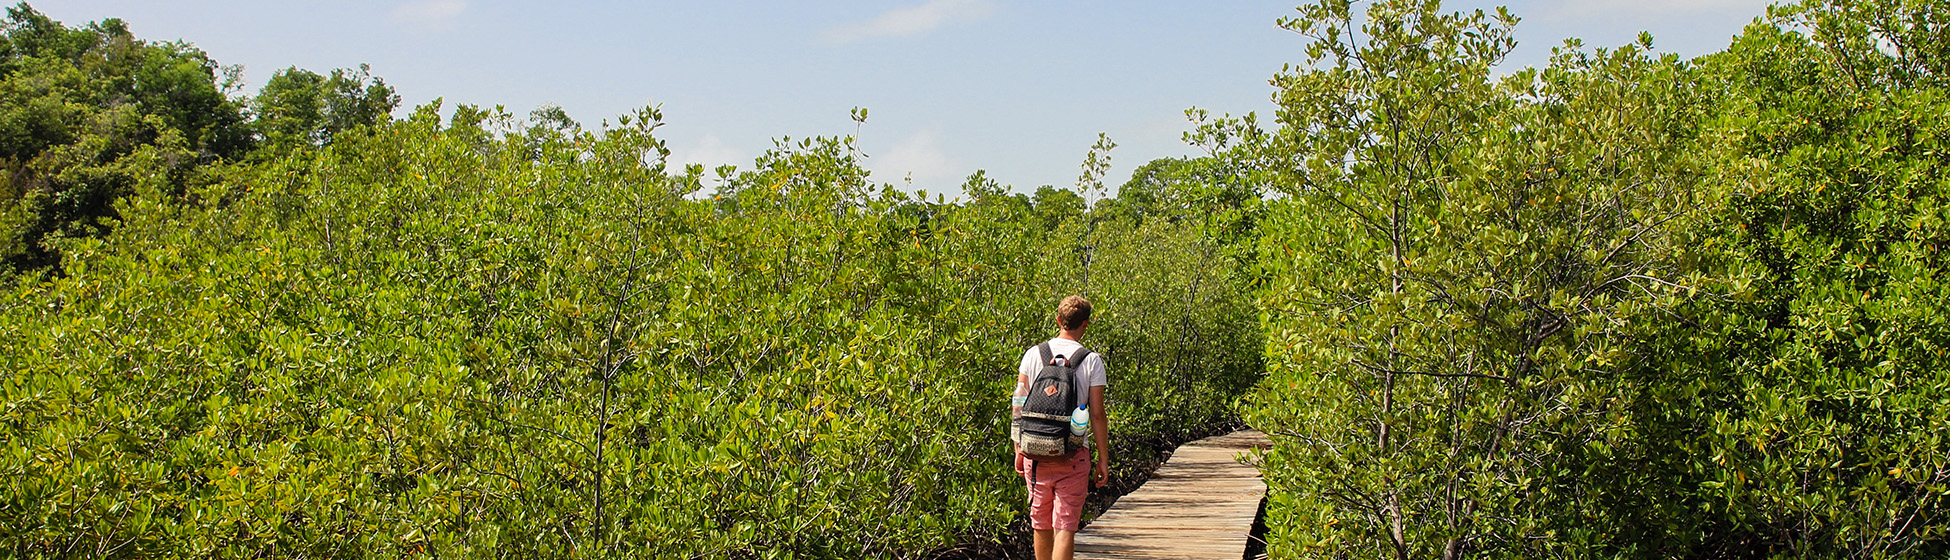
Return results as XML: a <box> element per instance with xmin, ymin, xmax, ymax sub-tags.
<box><xmin>0</xmin><ymin>3</ymin><xmax>392</xmax><ymax>276</ymax></box>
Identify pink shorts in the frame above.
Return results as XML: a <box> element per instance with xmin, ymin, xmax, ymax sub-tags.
<box><xmin>1017</xmin><ymin>449</ymin><xmax>1091</xmax><ymax>532</ymax></box>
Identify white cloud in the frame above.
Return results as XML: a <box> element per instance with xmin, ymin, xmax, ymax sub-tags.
<box><xmin>390</xmin><ymin>0</ymin><xmax>469</xmax><ymax>31</ymax></box>
<box><xmin>871</xmin><ymin>129</ymin><xmax>956</xmax><ymax>188</ymax></box>
<box><xmin>821</xmin><ymin>0</ymin><xmax>995</xmax><ymax>45</ymax></box>
<box><xmin>669</xmin><ymin>134</ymin><xmax>749</xmax><ymax>174</ymax></box>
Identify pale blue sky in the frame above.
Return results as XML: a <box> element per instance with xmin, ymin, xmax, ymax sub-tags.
<box><xmin>44</xmin><ymin>0</ymin><xmax>1771</xmax><ymax>197</ymax></box>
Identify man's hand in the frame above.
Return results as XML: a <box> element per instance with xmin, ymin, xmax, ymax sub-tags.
<box><xmin>1093</xmin><ymin>460</ymin><xmax>1109</xmax><ymax>487</ymax></box>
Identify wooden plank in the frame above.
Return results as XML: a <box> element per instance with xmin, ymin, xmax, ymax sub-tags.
<box><xmin>1085</xmin><ymin>515</ymin><xmax>1258</xmax><ymax>528</ymax></box>
<box><xmin>1072</xmin><ymin>429</ymin><xmax>1271</xmax><ymax>560</ymax></box>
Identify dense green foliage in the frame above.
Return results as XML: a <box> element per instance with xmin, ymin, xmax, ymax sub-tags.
<box><xmin>249</xmin><ymin>64</ymin><xmax>397</xmax><ymax>156</ymax></box>
<box><xmin>1241</xmin><ymin>0</ymin><xmax>1950</xmax><ymax>557</ymax></box>
<box><xmin>0</xmin><ymin>4</ymin><xmax>248</xmax><ymax>273</ymax></box>
<box><xmin>1627</xmin><ymin>0</ymin><xmax>1950</xmax><ymax>554</ymax></box>
<box><xmin>0</xmin><ymin>97</ymin><xmax>1261</xmax><ymax>556</ymax></box>
<box><xmin>1242</xmin><ymin>0</ymin><xmax>1717</xmax><ymax>555</ymax></box>
<box><xmin>0</xmin><ymin>3</ymin><xmax>396</xmax><ymax>278</ymax></box>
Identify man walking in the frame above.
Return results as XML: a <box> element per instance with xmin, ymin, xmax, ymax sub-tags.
<box><xmin>1012</xmin><ymin>295</ymin><xmax>1109</xmax><ymax>560</ymax></box>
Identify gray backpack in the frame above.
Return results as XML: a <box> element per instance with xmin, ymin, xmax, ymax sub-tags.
<box><xmin>1012</xmin><ymin>342</ymin><xmax>1091</xmax><ymax>462</ymax></box>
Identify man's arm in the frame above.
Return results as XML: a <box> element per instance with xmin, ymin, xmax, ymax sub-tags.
<box><xmin>1089</xmin><ymin>385</ymin><xmax>1108</xmax><ymax>484</ymax></box>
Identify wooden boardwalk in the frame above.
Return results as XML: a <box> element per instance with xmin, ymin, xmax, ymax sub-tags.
<box><xmin>1075</xmin><ymin>430</ymin><xmax>1272</xmax><ymax>559</ymax></box>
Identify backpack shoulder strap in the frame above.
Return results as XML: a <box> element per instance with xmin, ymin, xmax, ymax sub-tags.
<box><xmin>1037</xmin><ymin>342</ymin><xmax>1054</xmax><ymax>367</ymax></box>
<box><xmin>1066</xmin><ymin>347</ymin><xmax>1092</xmax><ymax>371</ymax></box>
<box><xmin>1069</xmin><ymin>347</ymin><xmax>1094</xmax><ymax>400</ymax></box>
<box><xmin>1064</xmin><ymin>347</ymin><xmax>1092</xmax><ymax>409</ymax></box>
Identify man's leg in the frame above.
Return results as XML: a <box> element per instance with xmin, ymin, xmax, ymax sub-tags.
<box><xmin>1052</xmin><ymin>530</ymin><xmax>1076</xmax><ymax>560</ymax></box>
<box><xmin>1034</xmin><ymin>529</ymin><xmax>1054</xmax><ymax>560</ymax></box>
<box><xmin>1050</xmin><ymin>450</ymin><xmax>1090</xmax><ymax>560</ymax></box>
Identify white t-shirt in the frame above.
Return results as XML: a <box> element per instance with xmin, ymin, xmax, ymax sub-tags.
<box><xmin>1015</xmin><ymin>337</ymin><xmax>1108</xmax><ymax>403</ymax></box>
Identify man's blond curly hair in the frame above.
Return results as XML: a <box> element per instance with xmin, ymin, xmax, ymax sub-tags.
<box><xmin>1057</xmin><ymin>295</ymin><xmax>1093</xmax><ymax>330</ymax></box>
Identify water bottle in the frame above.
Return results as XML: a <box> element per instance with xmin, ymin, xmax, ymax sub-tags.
<box><xmin>1070</xmin><ymin>403</ymin><xmax>1090</xmax><ymax>436</ymax></box>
